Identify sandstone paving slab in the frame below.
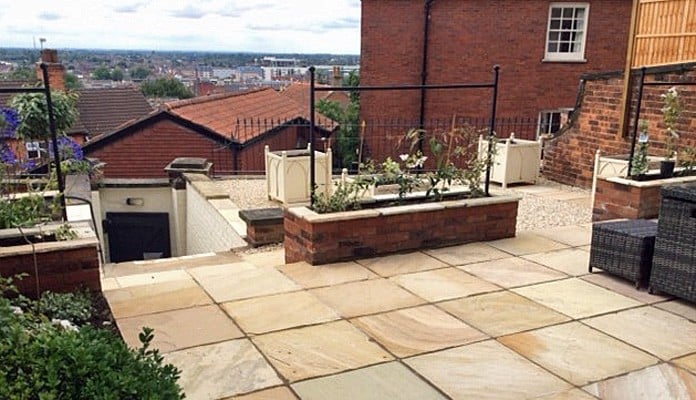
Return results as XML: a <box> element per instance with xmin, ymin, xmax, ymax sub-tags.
<box><xmin>351</xmin><ymin>305</ymin><xmax>488</xmax><ymax>357</ymax></box>
<box><xmin>532</xmin><ymin>225</ymin><xmax>592</xmax><ymax>247</ymax></box>
<box><xmin>654</xmin><ymin>299</ymin><xmax>696</xmax><ymax>322</ymax></box>
<box><xmin>358</xmin><ymin>252</ymin><xmax>448</xmax><ymax>277</ymax></box>
<box><xmin>221</xmin><ymin>291</ymin><xmax>340</xmax><ymax>335</ymax></box>
<box><xmin>101</xmin><ymin>277</ymin><xmax>119</xmax><ymax>291</ymax></box>
<box><xmin>190</xmin><ymin>262</ymin><xmax>300</xmax><ymax>303</ymax></box>
<box><xmin>425</xmin><ymin>242</ymin><xmax>510</xmax><ymax>266</ymax></box>
<box><xmin>241</xmin><ymin>249</ymin><xmax>285</xmax><ymax>268</ymax></box>
<box><xmin>115</xmin><ymin>269</ymin><xmax>191</xmax><ymax>289</ymax></box>
<box><xmin>390</xmin><ymin>267</ymin><xmax>500</xmax><ymax>302</ymax></box>
<box><xmin>531</xmin><ymin>388</ymin><xmax>597</xmax><ymax>400</ymax></box>
<box><xmin>103</xmin><ymin>278</ymin><xmax>212</xmax><ymax>319</ymax></box>
<box><xmin>165</xmin><ymin>339</ymin><xmax>281</xmax><ymax>400</ymax></box>
<box><xmin>117</xmin><ymin>304</ymin><xmax>243</xmax><ymax>353</ymax></box>
<box><xmin>459</xmin><ymin>257</ymin><xmax>566</xmax><ymax>289</ymax></box>
<box><xmin>405</xmin><ymin>340</ymin><xmax>572</xmax><ymax>399</ymax></box>
<box><xmin>581</xmin><ymin>272</ymin><xmax>672</xmax><ymax>304</ymax></box>
<box><xmin>252</xmin><ymin>320</ymin><xmax>393</xmax><ymax>382</ymax></box>
<box><xmin>228</xmin><ymin>386</ymin><xmax>298</xmax><ymax>400</ymax></box>
<box><xmin>310</xmin><ymin>279</ymin><xmax>425</xmax><ymax>318</ymax></box>
<box><xmin>102</xmin><ymin>252</ymin><xmax>242</xmax><ymax>278</ymax></box>
<box><xmin>499</xmin><ymin>322</ymin><xmax>658</xmax><ymax>386</ymax></box>
<box><xmin>277</xmin><ymin>261</ymin><xmax>377</xmax><ymax>289</ymax></box>
<box><xmin>291</xmin><ymin>361</ymin><xmax>446</xmax><ymax>400</ymax></box>
<box><xmin>438</xmin><ymin>291</ymin><xmax>570</xmax><ymax>337</ymax></box>
<box><xmin>512</xmin><ymin>278</ymin><xmax>642</xmax><ymax>319</ymax></box>
<box><xmin>522</xmin><ymin>248</ymin><xmax>590</xmax><ymax>277</ymax></box>
<box><xmin>674</xmin><ymin>353</ymin><xmax>696</xmax><ymax>374</ymax></box>
<box><xmin>487</xmin><ymin>232</ymin><xmax>569</xmax><ymax>256</ymax></box>
<box><xmin>583</xmin><ymin>363</ymin><xmax>696</xmax><ymax>400</ymax></box>
<box><xmin>583</xmin><ymin>306</ymin><xmax>696</xmax><ymax>360</ymax></box>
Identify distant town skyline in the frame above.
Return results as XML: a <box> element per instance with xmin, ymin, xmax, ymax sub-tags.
<box><xmin>0</xmin><ymin>0</ymin><xmax>361</xmax><ymax>54</ymax></box>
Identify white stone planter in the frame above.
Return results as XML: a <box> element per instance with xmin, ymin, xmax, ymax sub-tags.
<box><xmin>265</xmin><ymin>145</ymin><xmax>332</xmax><ymax>204</ymax></box>
<box><xmin>479</xmin><ymin>134</ymin><xmax>541</xmax><ymax>188</ymax></box>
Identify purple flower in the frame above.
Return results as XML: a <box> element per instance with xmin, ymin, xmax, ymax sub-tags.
<box><xmin>49</xmin><ymin>136</ymin><xmax>84</xmax><ymax>161</ymax></box>
<box><xmin>0</xmin><ymin>143</ymin><xmax>17</xmax><ymax>165</ymax></box>
<box><xmin>0</xmin><ymin>107</ymin><xmax>20</xmax><ymax>139</ymax></box>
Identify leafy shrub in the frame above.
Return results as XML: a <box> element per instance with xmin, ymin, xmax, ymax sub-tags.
<box><xmin>0</xmin><ymin>276</ymin><xmax>185</xmax><ymax>399</ymax></box>
<box><xmin>35</xmin><ymin>289</ymin><xmax>94</xmax><ymax>326</ymax></box>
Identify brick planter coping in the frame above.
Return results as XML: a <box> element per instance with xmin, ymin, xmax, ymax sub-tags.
<box><xmin>593</xmin><ymin>174</ymin><xmax>696</xmax><ymax>222</ymax></box>
<box><xmin>0</xmin><ymin>223</ymin><xmax>101</xmax><ymax>298</ymax></box>
<box><xmin>285</xmin><ymin>194</ymin><xmax>520</xmax><ymax>265</ymax></box>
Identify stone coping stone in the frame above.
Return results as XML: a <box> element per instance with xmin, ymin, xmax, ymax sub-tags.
<box><xmin>287</xmin><ymin>194</ymin><xmax>521</xmax><ymax>223</ymax></box>
<box><xmin>604</xmin><ymin>174</ymin><xmax>696</xmax><ymax>188</ymax></box>
<box><xmin>239</xmin><ymin>207</ymin><xmax>284</xmax><ymax>226</ymax></box>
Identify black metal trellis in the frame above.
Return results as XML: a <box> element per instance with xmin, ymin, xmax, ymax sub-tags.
<box><xmin>308</xmin><ymin>65</ymin><xmax>501</xmax><ymax>206</ymax></box>
<box><xmin>627</xmin><ymin>66</ymin><xmax>696</xmax><ymax>178</ymax></box>
<box><xmin>0</xmin><ymin>63</ymin><xmax>66</xmax><ymax>219</ymax></box>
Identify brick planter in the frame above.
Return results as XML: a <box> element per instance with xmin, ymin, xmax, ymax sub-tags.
<box><xmin>0</xmin><ymin>230</ymin><xmax>101</xmax><ymax>298</ymax></box>
<box><xmin>285</xmin><ymin>195</ymin><xmax>520</xmax><ymax>265</ymax></box>
<box><xmin>593</xmin><ymin>175</ymin><xmax>696</xmax><ymax>222</ymax></box>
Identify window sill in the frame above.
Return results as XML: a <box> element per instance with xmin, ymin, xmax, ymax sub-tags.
<box><xmin>542</xmin><ymin>58</ymin><xmax>587</xmax><ymax>63</ymax></box>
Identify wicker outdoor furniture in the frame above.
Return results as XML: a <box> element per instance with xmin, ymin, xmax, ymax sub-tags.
<box><xmin>589</xmin><ymin>219</ymin><xmax>658</xmax><ymax>288</ymax></box>
<box><xmin>649</xmin><ymin>183</ymin><xmax>696</xmax><ymax>302</ymax></box>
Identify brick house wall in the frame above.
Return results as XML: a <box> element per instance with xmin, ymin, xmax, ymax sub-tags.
<box><xmin>85</xmin><ymin>117</ymin><xmax>236</xmax><ymax>178</ymax></box>
<box><xmin>360</xmin><ymin>0</ymin><xmax>632</xmax><ymax>159</ymax></box>
<box><xmin>544</xmin><ymin>63</ymin><xmax>696</xmax><ymax>188</ymax></box>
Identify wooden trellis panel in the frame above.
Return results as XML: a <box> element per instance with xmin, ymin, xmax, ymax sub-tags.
<box><xmin>633</xmin><ymin>0</ymin><xmax>696</xmax><ymax>66</ymax></box>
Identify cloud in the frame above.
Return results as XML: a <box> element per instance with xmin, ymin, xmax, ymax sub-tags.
<box><xmin>247</xmin><ymin>22</ymin><xmax>326</xmax><ymax>34</ymax></box>
<box><xmin>37</xmin><ymin>12</ymin><xmax>61</xmax><ymax>21</ymax></box>
<box><xmin>320</xmin><ymin>17</ymin><xmax>359</xmax><ymax>30</ymax></box>
<box><xmin>113</xmin><ymin>2</ymin><xmax>146</xmax><ymax>13</ymax></box>
<box><xmin>218</xmin><ymin>3</ymin><xmax>273</xmax><ymax>17</ymax></box>
<box><xmin>170</xmin><ymin>5</ymin><xmax>207</xmax><ymax>19</ymax></box>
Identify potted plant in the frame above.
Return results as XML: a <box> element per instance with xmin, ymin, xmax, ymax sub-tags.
<box><xmin>660</xmin><ymin>86</ymin><xmax>681</xmax><ymax>178</ymax></box>
<box><xmin>631</xmin><ymin>120</ymin><xmax>650</xmax><ymax>179</ymax></box>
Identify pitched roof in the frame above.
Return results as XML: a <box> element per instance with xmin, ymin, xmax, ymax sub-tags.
<box><xmin>0</xmin><ymin>79</ymin><xmax>40</xmax><ymax>106</ymax></box>
<box><xmin>71</xmin><ymin>87</ymin><xmax>153</xmax><ymax>137</ymax></box>
<box><xmin>164</xmin><ymin>87</ymin><xmax>336</xmax><ymax>144</ymax></box>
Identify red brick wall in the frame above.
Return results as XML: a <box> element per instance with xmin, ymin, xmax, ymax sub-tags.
<box><xmin>360</xmin><ymin>0</ymin><xmax>631</xmax><ymax>161</ymax></box>
<box><xmin>0</xmin><ymin>241</ymin><xmax>100</xmax><ymax>298</ymax></box>
<box><xmin>239</xmin><ymin>126</ymin><xmax>307</xmax><ymax>173</ymax></box>
<box><xmin>285</xmin><ymin>198</ymin><xmax>518</xmax><ymax>265</ymax></box>
<box><xmin>86</xmin><ymin>119</ymin><xmax>236</xmax><ymax>178</ymax></box>
<box><xmin>544</xmin><ymin>65</ymin><xmax>696</xmax><ymax>188</ymax></box>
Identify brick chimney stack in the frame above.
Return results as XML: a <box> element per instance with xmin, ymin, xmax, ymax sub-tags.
<box><xmin>332</xmin><ymin>65</ymin><xmax>342</xmax><ymax>87</ymax></box>
<box><xmin>37</xmin><ymin>49</ymin><xmax>65</xmax><ymax>91</ymax></box>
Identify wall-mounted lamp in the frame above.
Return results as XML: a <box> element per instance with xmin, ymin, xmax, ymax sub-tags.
<box><xmin>126</xmin><ymin>197</ymin><xmax>144</xmax><ymax>206</ymax></box>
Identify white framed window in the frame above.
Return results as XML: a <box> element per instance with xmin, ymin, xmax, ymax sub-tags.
<box><xmin>25</xmin><ymin>141</ymin><xmax>47</xmax><ymax>160</ymax></box>
<box><xmin>544</xmin><ymin>3</ymin><xmax>589</xmax><ymax>62</ymax></box>
<box><xmin>538</xmin><ymin>109</ymin><xmax>572</xmax><ymax>138</ymax></box>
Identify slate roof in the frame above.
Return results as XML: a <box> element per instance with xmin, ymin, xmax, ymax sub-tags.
<box><xmin>164</xmin><ymin>87</ymin><xmax>336</xmax><ymax>144</ymax></box>
<box><xmin>70</xmin><ymin>87</ymin><xmax>153</xmax><ymax>137</ymax></box>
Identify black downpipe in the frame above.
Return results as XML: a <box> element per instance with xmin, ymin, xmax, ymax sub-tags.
<box><xmin>418</xmin><ymin>0</ymin><xmax>434</xmax><ymax>153</ymax></box>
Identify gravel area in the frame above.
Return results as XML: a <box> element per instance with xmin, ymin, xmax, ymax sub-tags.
<box><xmin>215</xmin><ymin>175</ymin><xmax>592</xmax><ymax>240</ymax></box>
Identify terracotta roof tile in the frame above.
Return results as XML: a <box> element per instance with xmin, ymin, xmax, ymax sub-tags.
<box><xmin>279</xmin><ymin>82</ymin><xmax>350</xmax><ymax>108</ymax></box>
<box><xmin>165</xmin><ymin>87</ymin><xmax>336</xmax><ymax>144</ymax></box>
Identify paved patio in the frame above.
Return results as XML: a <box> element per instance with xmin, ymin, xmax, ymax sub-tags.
<box><xmin>101</xmin><ymin>187</ymin><xmax>696</xmax><ymax>400</ymax></box>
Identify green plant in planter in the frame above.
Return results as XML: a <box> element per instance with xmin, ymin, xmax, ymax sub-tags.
<box><xmin>678</xmin><ymin>146</ymin><xmax>696</xmax><ymax>176</ymax></box>
<box><xmin>631</xmin><ymin>121</ymin><xmax>650</xmax><ymax>176</ymax></box>
<box><xmin>661</xmin><ymin>86</ymin><xmax>682</xmax><ymax>160</ymax></box>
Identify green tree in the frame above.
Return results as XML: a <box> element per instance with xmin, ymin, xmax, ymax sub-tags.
<box><xmin>316</xmin><ymin>72</ymin><xmax>360</xmax><ymax>169</ymax></box>
<box><xmin>140</xmin><ymin>78</ymin><xmax>193</xmax><ymax>99</ymax></box>
<box><xmin>1</xmin><ymin>67</ymin><xmax>34</xmax><ymax>81</ymax></box>
<box><xmin>8</xmin><ymin>90</ymin><xmax>79</xmax><ymax>141</ymax></box>
<box><xmin>110</xmin><ymin>67</ymin><xmax>124</xmax><ymax>82</ymax></box>
<box><xmin>91</xmin><ymin>66</ymin><xmax>112</xmax><ymax>80</ymax></box>
<box><xmin>64</xmin><ymin>72</ymin><xmax>82</xmax><ymax>90</ymax></box>
<box><xmin>130</xmin><ymin>66</ymin><xmax>150</xmax><ymax>80</ymax></box>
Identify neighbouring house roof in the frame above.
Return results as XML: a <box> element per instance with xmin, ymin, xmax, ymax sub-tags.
<box><xmin>163</xmin><ymin>87</ymin><xmax>336</xmax><ymax>144</ymax></box>
<box><xmin>1</xmin><ymin>83</ymin><xmax>152</xmax><ymax>139</ymax></box>
<box><xmin>279</xmin><ymin>82</ymin><xmax>351</xmax><ymax>108</ymax></box>
<box><xmin>70</xmin><ymin>87</ymin><xmax>153</xmax><ymax>138</ymax></box>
